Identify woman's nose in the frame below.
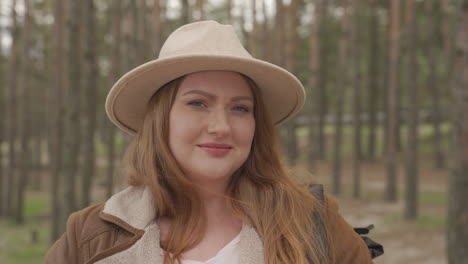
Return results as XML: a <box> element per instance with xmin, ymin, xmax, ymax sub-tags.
<box><xmin>206</xmin><ymin>109</ymin><xmax>230</xmax><ymax>137</ymax></box>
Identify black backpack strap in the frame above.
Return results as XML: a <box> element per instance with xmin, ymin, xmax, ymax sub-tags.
<box><xmin>308</xmin><ymin>183</ymin><xmax>325</xmax><ymax>203</ymax></box>
<box><xmin>307</xmin><ymin>184</ymin><xmax>328</xmax><ymax>264</ymax></box>
<box><xmin>307</xmin><ymin>184</ymin><xmax>384</xmax><ymax>260</ymax></box>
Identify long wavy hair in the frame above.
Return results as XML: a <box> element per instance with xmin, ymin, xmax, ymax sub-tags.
<box><xmin>123</xmin><ymin>74</ymin><xmax>334</xmax><ymax>264</ymax></box>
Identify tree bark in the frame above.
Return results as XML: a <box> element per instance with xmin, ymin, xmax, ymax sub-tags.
<box><xmin>352</xmin><ymin>0</ymin><xmax>363</xmax><ymax>199</ymax></box>
<box><xmin>332</xmin><ymin>0</ymin><xmax>351</xmax><ymax>196</ymax></box>
<box><xmin>6</xmin><ymin>0</ymin><xmax>21</xmax><ymax>218</ymax></box>
<box><xmin>285</xmin><ymin>0</ymin><xmax>299</xmax><ymax>166</ymax></box>
<box><xmin>447</xmin><ymin>0</ymin><xmax>468</xmax><ymax>261</ymax></box>
<box><xmin>0</xmin><ymin>0</ymin><xmax>5</xmax><ymax>217</ymax></box>
<box><xmin>15</xmin><ymin>0</ymin><xmax>33</xmax><ymax>224</ymax></box>
<box><xmin>106</xmin><ymin>0</ymin><xmax>124</xmax><ymax>198</ymax></box>
<box><xmin>404</xmin><ymin>0</ymin><xmax>419</xmax><ymax>220</ymax></box>
<box><xmin>81</xmin><ymin>0</ymin><xmax>98</xmax><ymax>208</ymax></box>
<box><xmin>129</xmin><ymin>0</ymin><xmax>144</xmax><ymax>65</ymax></box>
<box><xmin>366</xmin><ymin>0</ymin><xmax>380</xmax><ymax>161</ymax></box>
<box><xmin>274</xmin><ymin>0</ymin><xmax>285</xmax><ymax>67</ymax></box>
<box><xmin>141</xmin><ymin>0</ymin><xmax>152</xmax><ymax>61</ymax></box>
<box><xmin>154</xmin><ymin>0</ymin><xmax>163</xmax><ymax>56</ymax></box>
<box><xmin>261</xmin><ymin>0</ymin><xmax>270</xmax><ymax>61</ymax></box>
<box><xmin>426</xmin><ymin>1</ymin><xmax>445</xmax><ymax>169</ymax></box>
<box><xmin>122</xmin><ymin>1</ymin><xmax>135</xmax><ymax>71</ymax></box>
<box><xmin>181</xmin><ymin>0</ymin><xmax>190</xmax><ymax>24</ymax></box>
<box><xmin>307</xmin><ymin>0</ymin><xmax>322</xmax><ymax>168</ymax></box>
<box><xmin>196</xmin><ymin>0</ymin><xmax>205</xmax><ymax>20</ymax></box>
<box><xmin>63</xmin><ymin>0</ymin><xmax>83</xmax><ymax>219</ymax></box>
<box><xmin>249</xmin><ymin>0</ymin><xmax>258</xmax><ymax>57</ymax></box>
<box><xmin>50</xmin><ymin>0</ymin><xmax>67</xmax><ymax>243</ymax></box>
<box><xmin>385</xmin><ymin>0</ymin><xmax>400</xmax><ymax>202</ymax></box>
<box><xmin>274</xmin><ymin>0</ymin><xmax>288</xmax><ymax>157</ymax></box>
<box><xmin>227</xmin><ymin>0</ymin><xmax>233</xmax><ymax>24</ymax></box>
<box><xmin>317</xmin><ymin>0</ymin><xmax>329</xmax><ymax>160</ymax></box>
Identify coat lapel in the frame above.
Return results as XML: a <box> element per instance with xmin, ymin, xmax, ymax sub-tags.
<box><xmin>95</xmin><ymin>185</ymin><xmax>265</xmax><ymax>264</ymax></box>
<box><xmin>239</xmin><ymin>223</ymin><xmax>265</xmax><ymax>263</ymax></box>
<box><xmin>95</xmin><ymin>221</ymin><xmax>164</xmax><ymax>264</ymax></box>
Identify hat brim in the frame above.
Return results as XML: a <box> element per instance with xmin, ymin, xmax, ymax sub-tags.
<box><xmin>105</xmin><ymin>55</ymin><xmax>305</xmax><ymax>135</ymax></box>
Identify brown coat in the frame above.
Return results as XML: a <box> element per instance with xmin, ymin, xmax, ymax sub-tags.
<box><xmin>44</xmin><ymin>186</ymin><xmax>374</xmax><ymax>264</ymax></box>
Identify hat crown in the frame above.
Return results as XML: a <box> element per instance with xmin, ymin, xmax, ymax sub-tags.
<box><xmin>159</xmin><ymin>20</ymin><xmax>253</xmax><ymax>59</ymax></box>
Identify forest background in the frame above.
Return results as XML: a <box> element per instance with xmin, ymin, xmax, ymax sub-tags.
<box><xmin>0</xmin><ymin>0</ymin><xmax>468</xmax><ymax>263</ymax></box>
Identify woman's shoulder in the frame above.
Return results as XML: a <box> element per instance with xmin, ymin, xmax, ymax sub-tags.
<box><xmin>321</xmin><ymin>194</ymin><xmax>374</xmax><ymax>263</ymax></box>
<box><xmin>64</xmin><ymin>203</ymin><xmax>115</xmax><ymax>242</ymax></box>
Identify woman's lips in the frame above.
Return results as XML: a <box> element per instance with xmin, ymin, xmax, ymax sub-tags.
<box><xmin>197</xmin><ymin>145</ymin><xmax>232</xmax><ymax>157</ymax></box>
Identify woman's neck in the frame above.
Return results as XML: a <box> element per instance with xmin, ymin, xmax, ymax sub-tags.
<box><xmin>158</xmin><ymin>183</ymin><xmax>242</xmax><ymax>243</ymax></box>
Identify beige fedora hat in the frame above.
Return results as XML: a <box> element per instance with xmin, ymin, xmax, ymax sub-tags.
<box><xmin>106</xmin><ymin>20</ymin><xmax>305</xmax><ymax>135</ymax></box>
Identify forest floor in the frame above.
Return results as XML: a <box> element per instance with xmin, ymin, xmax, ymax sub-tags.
<box><xmin>0</xmin><ymin>159</ymin><xmax>447</xmax><ymax>264</ymax></box>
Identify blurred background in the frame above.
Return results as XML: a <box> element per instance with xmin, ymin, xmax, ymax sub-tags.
<box><xmin>1</xmin><ymin>0</ymin><xmax>468</xmax><ymax>263</ymax></box>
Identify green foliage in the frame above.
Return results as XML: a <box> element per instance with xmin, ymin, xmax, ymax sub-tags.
<box><xmin>0</xmin><ymin>193</ymin><xmax>50</xmax><ymax>264</ymax></box>
<box><xmin>398</xmin><ymin>191</ymin><xmax>448</xmax><ymax>206</ymax></box>
<box><xmin>415</xmin><ymin>213</ymin><xmax>446</xmax><ymax>230</ymax></box>
<box><xmin>0</xmin><ymin>220</ymin><xmax>49</xmax><ymax>264</ymax></box>
<box><xmin>419</xmin><ymin>192</ymin><xmax>447</xmax><ymax>206</ymax></box>
<box><xmin>385</xmin><ymin>211</ymin><xmax>446</xmax><ymax>231</ymax></box>
<box><xmin>23</xmin><ymin>192</ymin><xmax>49</xmax><ymax>218</ymax></box>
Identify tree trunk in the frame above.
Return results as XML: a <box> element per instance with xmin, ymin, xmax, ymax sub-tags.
<box><xmin>196</xmin><ymin>0</ymin><xmax>205</xmax><ymax>20</ymax></box>
<box><xmin>50</xmin><ymin>0</ymin><xmax>67</xmax><ymax>243</ymax></box>
<box><xmin>307</xmin><ymin>0</ymin><xmax>322</xmax><ymax>168</ymax></box>
<box><xmin>81</xmin><ymin>0</ymin><xmax>98</xmax><ymax>208</ymax></box>
<box><xmin>240</xmin><ymin>4</ymin><xmax>249</xmax><ymax>49</ymax></box>
<box><xmin>332</xmin><ymin>0</ymin><xmax>351</xmax><ymax>196</ymax></box>
<box><xmin>366</xmin><ymin>0</ymin><xmax>380</xmax><ymax>161</ymax></box>
<box><xmin>274</xmin><ymin>0</ymin><xmax>285</xmax><ymax>67</ymax></box>
<box><xmin>317</xmin><ymin>0</ymin><xmax>329</xmax><ymax>160</ymax></box>
<box><xmin>15</xmin><ymin>0</ymin><xmax>33</xmax><ymax>225</ymax></box>
<box><xmin>0</xmin><ymin>0</ymin><xmax>5</xmax><ymax>217</ymax></box>
<box><xmin>227</xmin><ymin>0</ymin><xmax>233</xmax><ymax>24</ymax></box>
<box><xmin>352</xmin><ymin>0</ymin><xmax>363</xmax><ymax>199</ymax></box>
<box><xmin>404</xmin><ymin>0</ymin><xmax>419</xmax><ymax>220</ymax></box>
<box><xmin>385</xmin><ymin>0</ymin><xmax>400</xmax><ymax>202</ymax></box>
<box><xmin>447</xmin><ymin>1</ymin><xmax>468</xmax><ymax>261</ymax></box>
<box><xmin>426</xmin><ymin>1</ymin><xmax>445</xmax><ymax>169</ymax></box>
<box><xmin>6</xmin><ymin>0</ymin><xmax>21</xmax><ymax>218</ymax></box>
<box><xmin>181</xmin><ymin>0</ymin><xmax>190</xmax><ymax>24</ymax></box>
<box><xmin>285</xmin><ymin>0</ymin><xmax>299</xmax><ymax>166</ymax></box>
<box><xmin>382</xmin><ymin>3</ymin><xmax>390</xmax><ymax>158</ymax></box>
<box><xmin>261</xmin><ymin>0</ymin><xmax>270</xmax><ymax>61</ymax></box>
<box><xmin>106</xmin><ymin>0</ymin><xmax>124</xmax><ymax>198</ymax></box>
<box><xmin>154</xmin><ymin>0</ymin><xmax>163</xmax><ymax>56</ymax></box>
<box><xmin>274</xmin><ymin>0</ymin><xmax>288</xmax><ymax>156</ymax></box>
<box><xmin>63</xmin><ymin>0</ymin><xmax>83</xmax><ymax>219</ymax></box>
<box><xmin>31</xmin><ymin>133</ymin><xmax>42</xmax><ymax>191</ymax></box>
<box><xmin>129</xmin><ymin>0</ymin><xmax>144</xmax><ymax>65</ymax></box>
<box><xmin>249</xmin><ymin>0</ymin><xmax>258</xmax><ymax>57</ymax></box>
<box><xmin>122</xmin><ymin>2</ymin><xmax>135</xmax><ymax>71</ymax></box>
<box><xmin>441</xmin><ymin>0</ymin><xmax>455</xmax><ymax>86</ymax></box>
<box><xmin>142</xmin><ymin>0</ymin><xmax>152</xmax><ymax>61</ymax></box>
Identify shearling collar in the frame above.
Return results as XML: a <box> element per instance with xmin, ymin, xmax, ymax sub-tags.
<box><xmin>101</xmin><ymin>185</ymin><xmax>156</xmax><ymax>230</ymax></box>
<box><xmin>96</xmin><ymin>185</ymin><xmax>265</xmax><ymax>264</ymax></box>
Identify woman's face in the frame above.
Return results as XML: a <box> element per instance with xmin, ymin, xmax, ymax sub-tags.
<box><xmin>168</xmin><ymin>71</ymin><xmax>255</xmax><ymax>187</ymax></box>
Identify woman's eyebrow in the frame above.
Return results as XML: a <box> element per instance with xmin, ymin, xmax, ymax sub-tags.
<box><xmin>182</xmin><ymin>90</ymin><xmax>253</xmax><ymax>102</ymax></box>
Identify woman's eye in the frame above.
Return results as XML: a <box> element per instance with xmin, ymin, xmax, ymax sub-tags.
<box><xmin>188</xmin><ymin>101</ymin><xmax>206</xmax><ymax>107</ymax></box>
<box><xmin>188</xmin><ymin>101</ymin><xmax>249</xmax><ymax>112</ymax></box>
<box><xmin>233</xmin><ymin>106</ymin><xmax>249</xmax><ymax>112</ymax></box>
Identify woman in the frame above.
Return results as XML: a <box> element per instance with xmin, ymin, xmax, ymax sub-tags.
<box><xmin>45</xmin><ymin>20</ymin><xmax>373</xmax><ymax>264</ymax></box>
